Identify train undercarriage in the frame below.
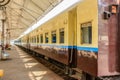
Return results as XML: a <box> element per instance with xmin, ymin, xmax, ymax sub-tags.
<box><xmin>17</xmin><ymin>45</ymin><xmax>120</xmax><ymax>80</ymax></box>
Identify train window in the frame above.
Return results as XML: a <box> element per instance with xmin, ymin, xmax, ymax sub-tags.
<box><xmin>32</xmin><ymin>37</ymin><xmax>34</xmax><ymax>43</ymax></box>
<box><xmin>52</xmin><ymin>31</ymin><xmax>56</xmax><ymax>43</ymax></box>
<box><xmin>45</xmin><ymin>33</ymin><xmax>49</xmax><ymax>43</ymax></box>
<box><xmin>59</xmin><ymin>28</ymin><xmax>64</xmax><ymax>43</ymax></box>
<box><xmin>34</xmin><ymin>37</ymin><xmax>35</xmax><ymax>43</ymax></box>
<box><xmin>31</xmin><ymin>38</ymin><xmax>32</xmax><ymax>43</ymax></box>
<box><xmin>30</xmin><ymin>37</ymin><xmax>31</xmax><ymax>43</ymax></box>
<box><xmin>40</xmin><ymin>34</ymin><xmax>43</xmax><ymax>43</ymax></box>
<box><xmin>30</xmin><ymin>38</ymin><xmax>31</xmax><ymax>43</ymax></box>
<box><xmin>37</xmin><ymin>35</ymin><xmax>39</xmax><ymax>43</ymax></box>
<box><xmin>81</xmin><ymin>22</ymin><xmax>92</xmax><ymax>44</ymax></box>
<box><xmin>35</xmin><ymin>37</ymin><xmax>36</xmax><ymax>43</ymax></box>
<box><xmin>27</xmin><ymin>37</ymin><xmax>29</xmax><ymax>43</ymax></box>
<box><xmin>33</xmin><ymin>37</ymin><xmax>34</xmax><ymax>43</ymax></box>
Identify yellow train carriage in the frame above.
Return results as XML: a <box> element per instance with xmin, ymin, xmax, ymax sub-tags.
<box><xmin>19</xmin><ymin>0</ymin><xmax>120</xmax><ymax>79</ymax></box>
<box><xmin>27</xmin><ymin>11</ymin><xmax>70</xmax><ymax>65</ymax></box>
<box><xmin>76</xmin><ymin>0</ymin><xmax>98</xmax><ymax>76</ymax></box>
<box><xmin>20</xmin><ymin>0</ymin><xmax>98</xmax><ymax>77</ymax></box>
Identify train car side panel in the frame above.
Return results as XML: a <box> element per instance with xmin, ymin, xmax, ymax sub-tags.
<box><xmin>68</xmin><ymin>8</ymin><xmax>77</xmax><ymax>67</ymax></box>
<box><xmin>76</xmin><ymin>0</ymin><xmax>98</xmax><ymax>76</ymax></box>
<box><xmin>31</xmin><ymin>12</ymin><xmax>70</xmax><ymax>65</ymax></box>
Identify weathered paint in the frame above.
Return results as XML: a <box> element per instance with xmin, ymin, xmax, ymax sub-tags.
<box><xmin>77</xmin><ymin>0</ymin><xmax>98</xmax><ymax>48</ymax></box>
<box><xmin>19</xmin><ymin>0</ymin><xmax>120</xmax><ymax>78</ymax></box>
<box><xmin>117</xmin><ymin>0</ymin><xmax>120</xmax><ymax>72</ymax></box>
<box><xmin>98</xmin><ymin>0</ymin><xmax>120</xmax><ymax>76</ymax></box>
<box><xmin>76</xmin><ymin>0</ymin><xmax>98</xmax><ymax>76</ymax></box>
<box><xmin>31</xmin><ymin>45</ymin><xmax>69</xmax><ymax>65</ymax></box>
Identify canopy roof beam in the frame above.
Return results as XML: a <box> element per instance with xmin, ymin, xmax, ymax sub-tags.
<box><xmin>22</xmin><ymin>9</ymin><xmax>37</xmax><ymax>21</ymax></box>
<box><xmin>48</xmin><ymin>0</ymin><xmax>55</xmax><ymax>7</ymax></box>
<box><xmin>12</xmin><ymin>1</ymin><xmax>40</xmax><ymax>15</ymax></box>
<box><xmin>7</xmin><ymin>7</ymin><xmax>33</xmax><ymax>23</ymax></box>
<box><xmin>19</xmin><ymin>20</ymin><xmax>29</xmax><ymax>27</ymax></box>
<box><xmin>30</xmin><ymin>0</ymin><xmax>44</xmax><ymax>12</ymax></box>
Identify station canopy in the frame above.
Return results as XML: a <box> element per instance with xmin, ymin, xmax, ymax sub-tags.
<box><xmin>5</xmin><ymin>0</ymin><xmax>62</xmax><ymax>40</ymax></box>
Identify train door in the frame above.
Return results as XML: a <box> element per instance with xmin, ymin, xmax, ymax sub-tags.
<box><xmin>68</xmin><ymin>8</ymin><xmax>77</xmax><ymax>68</ymax></box>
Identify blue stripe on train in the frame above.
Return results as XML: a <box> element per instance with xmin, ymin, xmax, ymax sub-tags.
<box><xmin>39</xmin><ymin>44</ymin><xmax>98</xmax><ymax>52</ymax></box>
<box><xmin>76</xmin><ymin>46</ymin><xmax>98</xmax><ymax>52</ymax></box>
<box><xmin>68</xmin><ymin>46</ymin><xmax>98</xmax><ymax>52</ymax></box>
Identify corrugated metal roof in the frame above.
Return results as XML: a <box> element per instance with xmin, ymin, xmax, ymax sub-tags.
<box><xmin>4</xmin><ymin>0</ymin><xmax>62</xmax><ymax>40</ymax></box>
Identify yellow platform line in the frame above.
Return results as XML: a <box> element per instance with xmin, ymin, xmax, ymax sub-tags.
<box><xmin>0</xmin><ymin>70</ymin><xmax>4</xmax><ymax>78</ymax></box>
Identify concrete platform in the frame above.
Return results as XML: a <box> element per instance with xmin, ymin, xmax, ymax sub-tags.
<box><xmin>0</xmin><ymin>45</ymin><xmax>63</xmax><ymax>80</ymax></box>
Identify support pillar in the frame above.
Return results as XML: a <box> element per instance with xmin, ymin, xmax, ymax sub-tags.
<box><xmin>0</xmin><ymin>7</ymin><xmax>7</xmax><ymax>59</ymax></box>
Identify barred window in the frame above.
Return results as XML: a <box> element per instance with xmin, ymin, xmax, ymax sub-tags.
<box><xmin>34</xmin><ymin>36</ymin><xmax>36</xmax><ymax>43</ymax></box>
<box><xmin>40</xmin><ymin>34</ymin><xmax>43</xmax><ymax>43</ymax></box>
<box><xmin>45</xmin><ymin>33</ymin><xmax>49</xmax><ymax>43</ymax></box>
<box><xmin>59</xmin><ymin>28</ymin><xmax>64</xmax><ymax>43</ymax></box>
<box><xmin>52</xmin><ymin>31</ymin><xmax>56</xmax><ymax>43</ymax></box>
<box><xmin>27</xmin><ymin>37</ymin><xmax>29</xmax><ymax>43</ymax></box>
<box><xmin>81</xmin><ymin>22</ymin><xmax>92</xmax><ymax>44</ymax></box>
<box><xmin>31</xmin><ymin>38</ymin><xmax>32</xmax><ymax>43</ymax></box>
<box><xmin>32</xmin><ymin>37</ymin><xmax>34</xmax><ymax>43</ymax></box>
<box><xmin>37</xmin><ymin>35</ymin><xmax>39</xmax><ymax>43</ymax></box>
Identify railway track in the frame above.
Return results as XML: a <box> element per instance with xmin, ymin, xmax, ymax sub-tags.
<box><xmin>35</xmin><ymin>57</ymin><xmax>77</xmax><ymax>80</ymax></box>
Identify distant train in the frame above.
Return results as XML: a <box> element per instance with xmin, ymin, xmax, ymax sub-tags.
<box><xmin>15</xmin><ymin>0</ymin><xmax>120</xmax><ymax>80</ymax></box>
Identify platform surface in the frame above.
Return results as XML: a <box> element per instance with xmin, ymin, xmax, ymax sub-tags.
<box><xmin>0</xmin><ymin>45</ymin><xmax>63</xmax><ymax>80</ymax></box>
